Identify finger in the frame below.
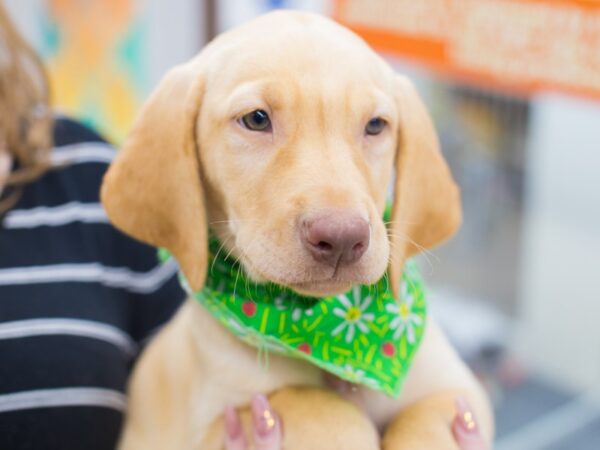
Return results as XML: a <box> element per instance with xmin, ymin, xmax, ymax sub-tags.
<box><xmin>452</xmin><ymin>397</ymin><xmax>487</xmax><ymax>450</ymax></box>
<box><xmin>224</xmin><ymin>405</ymin><xmax>247</xmax><ymax>450</ymax></box>
<box><xmin>251</xmin><ymin>394</ymin><xmax>282</xmax><ymax>450</ymax></box>
<box><xmin>323</xmin><ymin>372</ymin><xmax>356</xmax><ymax>394</ymax></box>
<box><xmin>322</xmin><ymin>373</ymin><xmax>365</xmax><ymax>410</ymax></box>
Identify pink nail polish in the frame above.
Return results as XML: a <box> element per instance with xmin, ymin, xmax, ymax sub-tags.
<box><xmin>224</xmin><ymin>405</ymin><xmax>242</xmax><ymax>439</ymax></box>
<box><xmin>455</xmin><ymin>396</ymin><xmax>479</xmax><ymax>434</ymax></box>
<box><xmin>252</xmin><ymin>394</ymin><xmax>277</xmax><ymax>438</ymax></box>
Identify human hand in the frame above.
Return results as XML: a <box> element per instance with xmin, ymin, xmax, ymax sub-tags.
<box><xmin>452</xmin><ymin>397</ymin><xmax>488</xmax><ymax>450</ymax></box>
<box><xmin>224</xmin><ymin>394</ymin><xmax>282</xmax><ymax>450</ymax></box>
<box><xmin>224</xmin><ymin>391</ymin><xmax>487</xmax><ymax>450</ymax></box>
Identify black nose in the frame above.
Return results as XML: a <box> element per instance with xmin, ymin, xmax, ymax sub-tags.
<box><xmin>301</xmin><ymin>212</ymin><xmax>370</xmax><ymax>267</ymax></box>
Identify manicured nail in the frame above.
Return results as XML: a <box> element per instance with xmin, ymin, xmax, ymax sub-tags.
<box><xmin>252</xmin><ymin>394</ymin><xmax>277</xmax><ymax>438</ymax></box>
<box><xmin>224</xmin><ymin>405</ymin><xmax>242</xmax><ymax>439</ymax></box>
<box><xmin>455</xmin><ymin>396</ymin><xmax>478</xmax><ymax>434</ymax></box>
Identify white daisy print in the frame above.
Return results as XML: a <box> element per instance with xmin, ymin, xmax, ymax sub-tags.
<box><xmin>292</xmin><ymin>306</ymin><xmax>314</xmax><ymax>322</ymax></box>
<box><xmin>332</xmin><ymin>286</ymin><xmax>374</xmax><ymax>343</ymax></box>
<box><xmin>386</xmin><ymin>283</ymin><xmax>422</xmax><ymax>343</ymax></box>
<box><xmin>341</xmin><ymin>364</ymin><xmax>365</xmax><ymax>382</ymax></box>
<box><xmin>274</xmin><ymin>296</ymin><xmax>315</xmax><ymax>321</ymax></box>
<box><xmin>274</xmin><ymin>296</ymin><xmax>289</xmax><ymax>311</ymax></box>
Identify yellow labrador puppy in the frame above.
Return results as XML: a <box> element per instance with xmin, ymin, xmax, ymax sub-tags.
<box><xmin>102</xmin><ymin>11</ymin><xmax>493</xmax><ymax>450</ymax></box>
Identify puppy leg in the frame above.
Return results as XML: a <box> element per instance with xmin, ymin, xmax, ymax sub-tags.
<box><xmin>118</xmin><ymin>307</ymin><xmax>199</xmax><ymax>450</ymax></box>
<box><xmin>202</xmin><ymin>387</ymin><xmax>380</xmax><ymax>450</ymax></box>
<box><xmin>378</xmin><ymin>318</ymin><xmax>492</xmax><ymax>449</ymax></box>
<box><xmin>382</xmin><ymin>391</ymin><xmax>466</xmax><ymax>450</ymax></box>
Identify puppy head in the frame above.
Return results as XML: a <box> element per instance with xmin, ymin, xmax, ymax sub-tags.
<box><xmin>101</xmin><ymin>11</ymin><xmax>461</xmax><ymax>297</ymax></box>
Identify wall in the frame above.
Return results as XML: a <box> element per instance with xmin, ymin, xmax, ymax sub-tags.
<box><xmin>217</xmin><ymin>0</ymin><xmax>328</xmax><ymax>31</ymax></box>
<box><xmin>516</xmin><ymin>94</ymin><xmax>600</xmax><ymax>391</ymax></box>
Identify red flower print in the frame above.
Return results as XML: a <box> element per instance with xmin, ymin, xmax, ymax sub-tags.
<box><xmin>242</xmin><ymin>301</ymin><xmax>257</xmax><ymax>317</ymax></box>
<box><xmin>382</xmin><ymin>342</ymin><xmax>395</xmax><ymax>357</ymax></box>
<box><xmin>298</xmin><ymin>343</ymin><xmax>312</xmax><ymax>354</ymax></box>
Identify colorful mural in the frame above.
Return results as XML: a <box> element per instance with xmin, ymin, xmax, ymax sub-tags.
<box><xmin>40</xmin><ymin>0</ymin><xmax>147</xmax><ymax>144</ymax></box>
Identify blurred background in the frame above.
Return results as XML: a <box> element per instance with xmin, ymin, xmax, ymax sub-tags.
<box><xmin>5</xmin><ymin>0</ymin><xmax>600</xmax><ymax>448</ymax></box>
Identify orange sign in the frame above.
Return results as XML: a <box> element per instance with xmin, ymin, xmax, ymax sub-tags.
<box><xmin>333</xmin><ymin>0</ymin><xmax>600</xmax><ymax>100</ymax></box>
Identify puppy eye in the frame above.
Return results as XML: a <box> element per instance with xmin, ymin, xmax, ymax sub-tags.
<box><xmin>240</xmin><ymin>109</ymin><xmax>271</xmax><ymax>132</ymax></box>
<box><xmin>365</xmin><ymin>117</ymin><xmax>386</xmax><ymax>136</ymax></box>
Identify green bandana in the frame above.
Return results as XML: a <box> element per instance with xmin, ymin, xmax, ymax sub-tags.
<box><xmin>161</xmin><ymin>237</ymin><xmax>428</xmax><ymax>398</ymax></box>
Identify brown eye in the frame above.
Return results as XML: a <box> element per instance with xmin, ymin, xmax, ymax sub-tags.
<box><xmin>240</xmin><ymin>109</ymin><xmax>271</xmax><ymax>132</ymax></box>
<box><xmin>365</xmin><ymin>117</ymin><xmax>386</xmax><ymax>136</ymax></box>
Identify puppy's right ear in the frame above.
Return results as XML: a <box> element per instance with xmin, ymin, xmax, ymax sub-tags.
<box><xmin>101</xmin><ymin>61</ymin><xmax>207</xmax><ymax>291</ymax></box>
<box><xmin>388</xmin><ymin>76</ymin><xmax>462</xmax><ymax>299</ymax></box>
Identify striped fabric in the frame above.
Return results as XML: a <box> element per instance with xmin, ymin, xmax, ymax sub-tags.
<box><xmin>3</xmin><ymin>202</ymin><xmax>109</xmax><ymax>229</ymax></box>
<box><xmin>0</xmin><ymin>118</ymin><xmax>186</xmax><ymax>450</ymax></box>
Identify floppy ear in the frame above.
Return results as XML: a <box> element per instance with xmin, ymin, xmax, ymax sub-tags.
<box><xmin>101</xmin><ymin>61</ymin><xmax>207</xmax><ymax>291</ymax></box>
<box><xmin>388</xmin><ymin>76</ymin><xmax>462</xmax><ymax>297</ymax></box>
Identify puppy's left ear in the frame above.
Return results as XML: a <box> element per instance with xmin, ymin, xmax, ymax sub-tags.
<box><xmin>388</xmin><ymin>76</ymin><xmax>462</xmax><ymax>297</ymax></box>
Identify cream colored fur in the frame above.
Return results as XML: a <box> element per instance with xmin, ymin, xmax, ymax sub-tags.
<box><xmin>101</xmin><ymin>11</ymin><xmax>493</xmax><ymax>449</ymax></box>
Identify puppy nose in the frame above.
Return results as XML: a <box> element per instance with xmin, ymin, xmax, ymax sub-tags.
<box><xmin>302</xmin><ymin>213</ymin><xmax>370</xmax><ymax>267</ymax></box>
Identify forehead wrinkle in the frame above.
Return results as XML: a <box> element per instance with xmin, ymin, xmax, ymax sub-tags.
<box><xmin>221</xmin><ymin>81</ymin><xmax>266</xmax><ymax>115</ymax></box>
<box><xmin>368</xmin><ymin>90</ymin><xmax>397</xmax><ymax>127</ymax></box>
<box><xmin>213</xmin><ymin>77</ymin><xmax>298</xmax><ymax>122</ymax></box>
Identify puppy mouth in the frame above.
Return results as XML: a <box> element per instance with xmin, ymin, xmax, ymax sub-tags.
<box><xmin>240</xmin><ymin>254</ymin><xmax>361</xmax><ymax>296</ymax></box>
<box><xmin>287</xmin><ymin>279</ymin><xmax>355</xmax><ymax>297</ymax></box>
<box><xmin>232</xmin><ymin>232</ymin><xmax>386</xmax><ymax>297</ymax></box>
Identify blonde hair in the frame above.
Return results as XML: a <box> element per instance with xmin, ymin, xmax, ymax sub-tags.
<box><xmin>0</xmin><ymin>2</ymin><xmax>53</xmax><ymax>212</ymax></box>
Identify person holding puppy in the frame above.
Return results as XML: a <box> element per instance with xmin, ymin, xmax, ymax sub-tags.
<box><xmin>0</xmin><ymin>5</ymin><xmax>187</xmax><ymax>449</ymax></box>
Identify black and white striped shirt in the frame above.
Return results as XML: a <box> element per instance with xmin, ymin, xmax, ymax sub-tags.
<box><xmin>0</xmin><ymin>118</ymin><xmax>186</xmax><ymax>450</ymax></box>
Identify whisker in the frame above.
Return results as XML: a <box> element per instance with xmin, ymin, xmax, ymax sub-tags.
<box><xmin>210</xmin><ymin>235</ymin><xmax>233</xmax><ymax>275</ymax></box>
<box><xmin>386</xmin><ymin>231</ymin><xmax>440</xmax><ymax>259</ymax></box>
<box><xmin>385</xmin><ymin>230</ymin><xmax>438</xmax><ymax>274</ymax></box>
<box><xmin>224</xmin><ymin>239</ymin><xmax>241</xmax><ymax>262</ymax></box>
<box><xmin>233</xmin><ymin>265</ymin><xmax>242</xmax><ymax>299</ymax></box>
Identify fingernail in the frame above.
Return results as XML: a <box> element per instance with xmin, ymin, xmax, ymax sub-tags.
<box><xmin>224</xmin><ymin>405</ymin><xmax>242</xmax><ymax>439</ymax></box>
<box><xmin>455</xmin><ymin>396</ymin><xmax>479</xmax><ymax>435</ymax></box>
<box><xmin>252</xmin><ymin>394</ymin><xmax>277</xmax><ymax>438</ymax></box>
